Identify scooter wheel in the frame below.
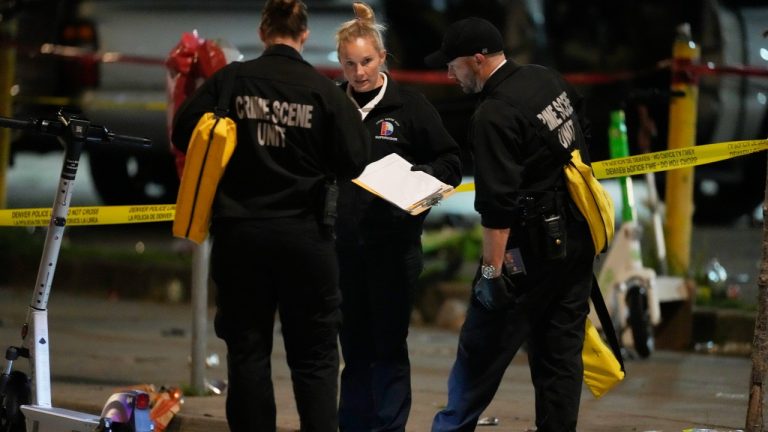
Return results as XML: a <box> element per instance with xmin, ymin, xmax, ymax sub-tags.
<box><xmin>0</xmin><ymin>371</ymin><xmax>31</xmax><ymax>432</ymax></box>
<box><xmin>626</xmin><ymin>283</ymin><xmax>654</xmax><ymax>359</ymax></box>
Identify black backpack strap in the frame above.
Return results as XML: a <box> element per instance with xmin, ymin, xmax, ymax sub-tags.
<box><xmin>590</xmin><ymin>274</ymin><xmax>625</xmax><ymax>372</ymax></box>
<box><xmin>214</xmin><ymin>61</ymin><xmax>242</xmax><ymax>117</ymax></box>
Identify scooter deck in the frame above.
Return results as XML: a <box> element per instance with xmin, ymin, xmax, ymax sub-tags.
<box><xmin>21</xmin><ymin>404</ymin><xmax>101</xmax><ymax>432</ymax></box>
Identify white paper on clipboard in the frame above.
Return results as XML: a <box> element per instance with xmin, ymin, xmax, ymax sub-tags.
<box><xmin>352</xmin><ymin>153</ymin><xmax>454</xmax><ymax>215</ymax></box>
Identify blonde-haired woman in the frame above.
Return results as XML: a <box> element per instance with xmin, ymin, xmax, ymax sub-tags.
<box><xmin>334</xmin><ymin>3</ymin><xmax>462</xmax><ymax>431</ymax></box>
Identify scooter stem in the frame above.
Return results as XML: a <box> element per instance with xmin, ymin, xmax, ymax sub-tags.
<box><xmin>21</xmin><ymin>116</ymin><xmax>86</xmax><ymax>407</ymax></box>
<box><xmin>25</xmin><ymin>118</ymin><xmax>85</xmax><ymax>315</ymax></box>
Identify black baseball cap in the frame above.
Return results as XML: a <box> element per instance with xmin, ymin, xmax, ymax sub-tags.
<box><xmin>424</xmin><ymin>17</ymin><xmax>504</xmax><ymax>67</ymax></box>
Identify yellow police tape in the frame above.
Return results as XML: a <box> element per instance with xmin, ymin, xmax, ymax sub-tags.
<box><xmin>0</xmin><ymin>205</ymin><xmax>176</xmax><ymax>227</ymax></box>
<box><xmin>0</xmin><ymin>138</ymin><xmax>766</xmax><ymax>227</ymax></box>
<box><xmin>593</xmin><ymin>138</ymin><xmax>768</xmax><ymax>179</ymax></box>
<box><xmin>455</xmin><ymin>138</ymin><xmax>768</xmax><ymax>192</ymax></box>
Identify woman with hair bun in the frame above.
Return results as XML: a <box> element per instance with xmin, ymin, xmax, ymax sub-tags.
<box><xmin>172</xmin><ymin>1</ymin><xmax>370</xmax><ymax>431</ymax></box>
<box><xmin>334</xmin><ymin>3</ymin><xmax>462</xmax><ymax>431</ymax></box>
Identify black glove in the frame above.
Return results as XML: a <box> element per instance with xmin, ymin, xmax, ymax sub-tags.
<box><xmin>410</xmin><ymin>164</ymin><xmax>434</xmax><ymax>176</ymax></box>
<box><xmin>473</xmin><ymin>273</ymin><xmax>518</xmax><ymax>311</ymax></box>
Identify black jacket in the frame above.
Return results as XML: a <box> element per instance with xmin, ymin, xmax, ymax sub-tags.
<box><xmin>336</xmin><ymin>74</ymin><xmax>462</xmax><ymax>241</ymax></box>
<box><xmin>471</xmin><ymin>60</ymin><xmax>592</xmax><ymax>229</ymax></box>
<box><xmin>172</xmin><ymin>44</ymin><xmax>370</xmax><ymax>223</ymax></box>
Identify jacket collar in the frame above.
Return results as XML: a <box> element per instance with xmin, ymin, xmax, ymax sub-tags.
<box><xmin>480</xmin><ymin>59</ymin><xmax>521</xmax><ymax>98</ymax></box>
<box><xmin>347</xmin><ymin>72</ymin><xmax>388</xmax><ymax>120</ymax></box>
<box><xmin>261</xmin><ymin>44</ymin><xmax>312</xmax><ymax>67</ymax></box>
<box><xmin>341</xmin><ymin>72</ymin><xmax>403</xmax><ymax>115</ymax></box>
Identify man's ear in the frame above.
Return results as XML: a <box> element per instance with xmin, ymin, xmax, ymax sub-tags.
<box><xmin>471</xmin><ymin>53</ymin><xmax>486</xmax><ymax>71</ymax></box>
<box><xmin>299</xmin><ymin>29</ymin><xmax>310</xmax><ymax>48</ymax></box>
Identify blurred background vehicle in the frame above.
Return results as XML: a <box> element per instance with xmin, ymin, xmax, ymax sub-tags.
<box><xmin>9</xmin><ymin>0</ymin><xmax>358</xmax><ymax>206</ymax></box>
<box><xmin>6</xmin><ymin>0</ymin><xmax>768</xmax><ymax>224</ymax></box>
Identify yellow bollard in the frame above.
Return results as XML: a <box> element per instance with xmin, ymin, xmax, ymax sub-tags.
<box><xmin>0</xmin><ymin>19</ymin><xmax>16</xmax><ymax>209</ymax></box>
<box><xmin>664</xmin><ymin>23</ymin><xmax>699</xmax><ymax>276</ymax></box>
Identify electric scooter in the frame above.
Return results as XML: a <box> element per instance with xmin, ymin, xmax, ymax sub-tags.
<box><xmin>594</xmin><ymin>109</ymin><xmax>660</xmax><ymax>359</ymax></box>
<box><xmin>0</xmin><ymin>111</ymin><xmax>155</xmax><ymax>432</ymax></box>
<box><xmin>594</xmin><ymin>108</ymin><xmax>688</xmax><ymax>359</ymax></box>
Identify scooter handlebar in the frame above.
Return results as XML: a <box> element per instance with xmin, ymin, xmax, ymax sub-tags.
<box><xmin>0</xmin><ymin>116</ymin><xmax>36</xmax><ymax>131</ymax></box>
<box><xmin>0</xmin><ymin>114</ymin><xmax>152</xmax><ymax>149</ymax></box>
<box><xmin>0</xmin><ymin>116</ymin><xmax>64</xmax><ymax>135</ymax></box>
<box><xmin>107</xmin><ymin>132</ymin><xmax>152</xmax><ymax>148</ymax></box>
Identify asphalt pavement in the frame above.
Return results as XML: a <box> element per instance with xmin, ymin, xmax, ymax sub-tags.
<box><xmin>0</xmin><ymin>287</ymin><xmax>758</xmax><ymax>432</ymax></box>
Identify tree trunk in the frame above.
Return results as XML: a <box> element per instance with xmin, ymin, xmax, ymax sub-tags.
<box><xmin>746</xmin><ymin>152</ymin><xmax>768</xmax><ymax>431</ymax></box>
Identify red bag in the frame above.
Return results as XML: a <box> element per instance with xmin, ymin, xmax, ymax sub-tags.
<box><xmin>165</xmin><ymin>31</ymin><xmax>239</xmax><ymax>178</ymax></box>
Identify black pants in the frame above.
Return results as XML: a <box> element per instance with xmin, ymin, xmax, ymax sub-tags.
<box><xmin>337</xmin><ymin>235</ymin><xmax>424</xmax><ymax>432</ymax></box>
<box><xmin>211</xmin><ymin>217</ymin><xmax>341</xmax><ymax>432</ymax></box>
<box><xmin>432</xmin><ymin>216</ymin><xmax>594</xmax><ymax>432</ymax></box>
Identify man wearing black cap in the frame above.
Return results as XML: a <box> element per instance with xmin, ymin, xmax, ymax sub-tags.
<box><xmin>425</xmin><ymin>17</ymin><xmax>595</xmax><ymax>432</ymax></box>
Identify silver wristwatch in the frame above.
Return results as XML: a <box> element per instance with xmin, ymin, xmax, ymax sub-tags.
<box><xmin>481</xmin><ymin>264</ymin><xmax>499</xmax><ymax>279</ymax></box>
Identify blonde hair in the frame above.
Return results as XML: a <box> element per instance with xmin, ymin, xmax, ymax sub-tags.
<box><xmin>335</xmin><ymin>2</ymin><xmax>386</xmax><ymax>54</ymax></box>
